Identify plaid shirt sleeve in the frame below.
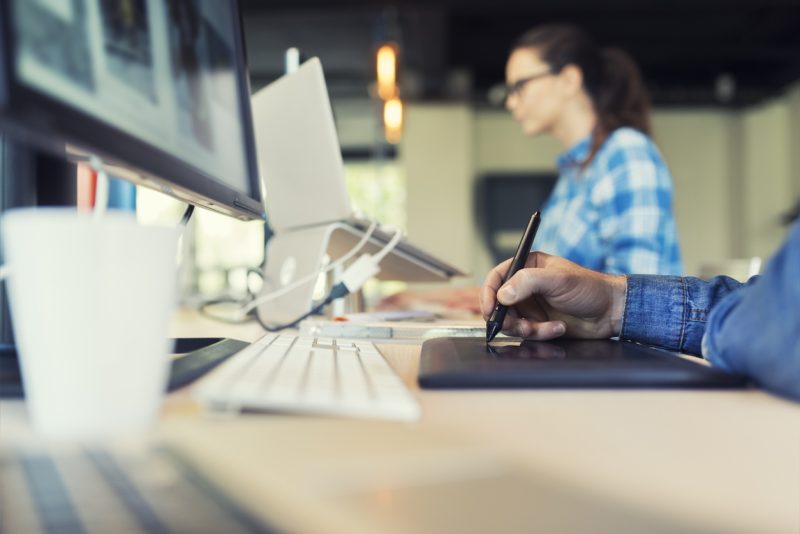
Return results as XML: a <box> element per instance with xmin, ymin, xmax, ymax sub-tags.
<box><xmin>593</xmin><ymin>133</ymin><xmax>682</xmax><ymax>275</ymax></box>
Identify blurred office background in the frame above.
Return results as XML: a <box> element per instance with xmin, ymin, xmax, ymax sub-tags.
<box><xmin>143</xmin><ymin>0</ymin><xmax>800</xmax><ymax>301</ymax></box>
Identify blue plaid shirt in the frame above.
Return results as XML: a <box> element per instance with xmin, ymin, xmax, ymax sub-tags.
<box><xmin>535</xmin><ymin>128</ymin><xmax>682</xmax><ymax>275</ymax></box>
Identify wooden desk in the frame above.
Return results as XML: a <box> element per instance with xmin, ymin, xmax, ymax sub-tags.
<box><xmin>168</xmin><ymin>309</ymin><xmax>800</xmax><ymax>532</ymax></box>
<box><xmin>3</xmin><ymin>310</ymin><xmax>800</xmax><ymax>533</ymax></box>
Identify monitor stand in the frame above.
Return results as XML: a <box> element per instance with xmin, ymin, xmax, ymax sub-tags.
<box><xmin>257</xmin><ymin>221</ymin><xmax>466</xmax><ymax>326</ymax></box>
<box><xmin>0</xmin><ymin>338</ymin><xmax>250</xmax><ymax>398</ymax></box>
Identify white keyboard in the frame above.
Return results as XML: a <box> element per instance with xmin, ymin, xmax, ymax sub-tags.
<box><xmin>195</xmin><ymin>334</ymin><xmax>420</xmax><ymax>421</ymax></box>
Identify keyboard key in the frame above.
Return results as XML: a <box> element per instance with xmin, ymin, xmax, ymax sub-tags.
<box><xmin>314</xmin><ymin>338</ymin><xmax>334</xmax><ymax>347</ymax></box>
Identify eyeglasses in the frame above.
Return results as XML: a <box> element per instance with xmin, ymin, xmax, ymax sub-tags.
<box><xmin>505</xmin><ymin>71</ymin><xmax>554</xmax><ymax>99</ymax></box>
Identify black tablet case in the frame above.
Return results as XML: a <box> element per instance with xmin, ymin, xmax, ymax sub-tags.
<box><xmin>418</xmin><ymin>337</ymin><xmax>747</xmax><ymax>389</ymax></box>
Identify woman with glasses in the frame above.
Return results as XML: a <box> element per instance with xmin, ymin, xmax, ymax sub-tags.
<box><xmin>506</xmin><ymin>24</ymin><xmax>682</xmax><ymax>275</ymax></box>
<box><xmin>378</xmin><ymin>24</ymin><xmax>682</xmax><ymax>316</ymax></box>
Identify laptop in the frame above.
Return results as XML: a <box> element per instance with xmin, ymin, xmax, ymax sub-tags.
<box><xmin>250</xmin><ymin>58</ymin><xmax>463</xmax><ymax>323</ymax></box>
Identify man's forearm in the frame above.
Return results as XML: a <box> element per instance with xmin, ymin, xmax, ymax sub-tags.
<box><xmin>620</xmin><ymin>274</ymin><xmax>744</xmax><ymax>355</ymax></box>
<box><xmin>703</xmin><ymin>223</ymin><xmax>800</xmax><ymax>399</ymax></box>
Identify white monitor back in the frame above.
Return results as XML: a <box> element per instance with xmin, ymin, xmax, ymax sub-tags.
<box><xmin>251</xmin><ymin>58</ymin><xmax>352</xmax><ymax>232</ymax></box>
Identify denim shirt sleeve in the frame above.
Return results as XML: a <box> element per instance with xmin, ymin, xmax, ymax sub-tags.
<box><xmin>620</xmin><ymin>274</ymin><xmax>744</xmax><ymax>355</ymax></box>
<box><xmin>703</xmin><ymin>222</ymin><xmax>800</xmax><ymax>400</ymax></box>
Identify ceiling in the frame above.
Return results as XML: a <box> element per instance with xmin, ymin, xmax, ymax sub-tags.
<box><xmin>240</xmin><ymin>0</ymin><xmax>800</xmax><ymax>108</ymax></box>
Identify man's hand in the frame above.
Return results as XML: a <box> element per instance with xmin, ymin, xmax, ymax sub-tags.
<box><xmin>480</xmin><ymin>252</ymin><xmax>627</xmax><ymax>340</ymax></box>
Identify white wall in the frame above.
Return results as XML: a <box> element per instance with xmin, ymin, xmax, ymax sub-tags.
<box><xmin>741</xmin><ymin>98</ymin><xmax>794</xmax><ymax>260</ymax></box>
<box><xmin>474</xmin><ymin>112</ymin><xmax>561</xmax><ymax>171</ymax></box>
<box><xmin>402</xmin><ymin>105</ymin><xmax>475</xmax><ymax>280</ymax></box>
<box><xmin>399</xmin><ymin>85</ymin><xmax>800</xmax><ymax>282</ymax></box>
<box><xmin>790</xmin><ymin>85</ymin><xmax>800</xmax><ymax>199</ymax></box>
<box><xmin>650</xmin><ymin>111</ymin><xmax>735</xmax><ymax>276</ymax></box>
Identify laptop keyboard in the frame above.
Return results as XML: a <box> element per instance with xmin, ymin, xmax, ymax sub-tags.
<box><xmin>195</xmin><ymin>334</ymin><xmax>420</xmax><ymax>421</ymax></box>
<box><xmin>1</xmin><ymin>448</ymin><xmax>273</xmax><ymax>534</ymax></box>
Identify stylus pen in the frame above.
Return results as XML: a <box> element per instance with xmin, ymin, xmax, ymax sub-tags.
<box><xmin>486</xmin><ymin>211</ymin><xmax>541</xmax><ymax>343</ymax></box>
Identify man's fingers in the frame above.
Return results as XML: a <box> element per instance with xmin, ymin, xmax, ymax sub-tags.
<box><xmin>497</xmin><ymin>268</ymin><xmax>564</xmax><ymax>306</ymax></box>
<box><xmin>511</xmin><ymin>319</ymin><xmax>566</xmax><ymax>340</ymax></box>
<box><xmin>525</xmin><ymin>250</ymin><xmax>553</xmax><ymax>269</ymax></box>
<box><xmin>481</xmin><ymin>258</ymin><xmax>514</xmax><ymax>318</ymax></box>
<box><xmin>482</xmin><ymin>252</ymin><xmax>556</xmax><ymax>318</ymax></box>
<box><xmin>480</xmin><ymin>285</ymin><xmax>496</xmax><ymax>319</ymax></box>
<box><xmin>486</xmin><ymin>258</ymin><xmax>512</xmax><ymax>290</ymax></box>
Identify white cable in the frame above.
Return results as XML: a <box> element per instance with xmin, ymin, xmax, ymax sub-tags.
<box><xmin>252</xmin><ymin>225</ymin><xmax>405</xmax><ymax>331</ymax></box>
<box><xmin>371</xmin><ymin>225</ymin><xmax>404</xmax><ymax>263</ymax></box>
<box><xmin>238</xmin><ymin>220</ymin><xmax>378</xmax><ymax>318</ymax></box>
<box><xmin>89</xmin><ymin>155</ymin><xmax>109</xmax><ymax>219</ymax></box>
<box><xmin>329</xmin><ymin>226</ymin><xmax>404</xmax><ymax>295</ymax></box>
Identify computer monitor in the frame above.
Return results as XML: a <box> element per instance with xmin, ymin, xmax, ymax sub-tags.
<box><xmin>0</xmin><ymin>0</ymin><xmax>264</xmax><ymax>220</ymax></box>
<box><xmin>0</xmin><ymin>0</ymin><xmax>263</xmax><ymax>396</ymax></box>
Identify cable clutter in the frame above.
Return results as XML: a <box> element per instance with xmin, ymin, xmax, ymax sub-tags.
<box><xmin>197</xmin><ymin>221</ymin><xmax>404</xmax><ymax>332</ymax></box>
<box><xmin>253</xmin><ymin>224</ymin><xmax>404</xmax><ymax>331</ymax></box>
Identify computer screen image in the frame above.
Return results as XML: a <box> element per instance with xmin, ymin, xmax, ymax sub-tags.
<box><xmin>0</xmin><ymin>0</ymin><xmax>263</xmax><ymax>220</ymax></box>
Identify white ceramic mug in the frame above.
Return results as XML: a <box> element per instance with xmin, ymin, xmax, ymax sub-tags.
<box><xmin>1</xmin><ymin>208</ymin><xmax>179</xmax><ymax>439</ymax></box>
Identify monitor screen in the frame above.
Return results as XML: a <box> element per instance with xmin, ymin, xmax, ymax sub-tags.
<box><xmin>0</xmin><ymin>0</ymin><xmax>264</xmax><ymax>220</ymax></box>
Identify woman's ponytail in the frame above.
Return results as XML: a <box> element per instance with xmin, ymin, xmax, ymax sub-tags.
<box><xmin>584</xmin><ymin>47</ymin><xmax>652</xmax><ymax>165</ymax></box>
